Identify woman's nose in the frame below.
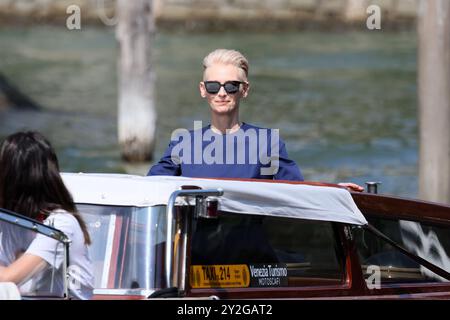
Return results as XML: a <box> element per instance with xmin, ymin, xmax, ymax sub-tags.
<box><xmin>217</xmin><ymin>86</ymin><xmax>227</xmax><ymax>96</ymax></box>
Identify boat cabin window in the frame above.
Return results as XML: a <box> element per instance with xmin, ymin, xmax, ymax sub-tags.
<box><xmin>354</xmin><ymin>223</ymin><xmax>449</xmax><ymax>284</ymax></box>
<box><xmin>190</xmin><ymin>213</ymin><xmax>345</xmax><ymax>288</ymax></box>
<box><xmin>77</xmin><ymin>204</ymin><xmax>167</xmax><ymax>290</ymax></box>
<box><xmin>365</xmin><ymin>217</ymin><xmax>450</xmax><ymax>274</ymax></box>
<box><xmin>0</xmin><ymin>213</ymin><xmax>66</xmax><ymax>298</ymax></box>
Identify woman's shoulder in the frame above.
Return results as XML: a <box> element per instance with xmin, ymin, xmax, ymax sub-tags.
<box><xmin>241</xmin><ymin>122</ymin><xmax>273</xmax><ymax>131</ymax></box>
<box><xmin>44</xmin><ymin>209</ymin><xmax>79</xmax><ymax>232</ymax></box>
<box><xmin>47</xmin><ymin>208</ymin><xmax>75</xmax><ymax>218</ymax></box>
<box><xmin>242</xmin><ymin>123</ymin><xmax>284</xmax><ymax>137</ymax></box>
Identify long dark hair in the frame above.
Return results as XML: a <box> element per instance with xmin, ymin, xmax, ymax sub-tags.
<box><xmin>0</xmin><ymin>131</ymin><xmax>91</xmax><ymax>245</ymax></box>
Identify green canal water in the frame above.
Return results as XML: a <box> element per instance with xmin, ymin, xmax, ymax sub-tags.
<box><xmin>0</xmin><ymin>25</ymin><xmax>418</xmax><ymax>197</ymax></box>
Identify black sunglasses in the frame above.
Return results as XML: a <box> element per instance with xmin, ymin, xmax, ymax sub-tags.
<box><xmin>203</xmin><ymin>81</ymin><xmax>245</xmax><ymax>94</ymax></box>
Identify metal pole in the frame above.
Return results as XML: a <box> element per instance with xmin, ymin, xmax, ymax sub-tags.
<box><xmin>365</xmin><ymin>181</ymin><xmax>381</xmax><ymax>194</ymax></box>
<box><xmin>63</xmin><ymin>239</ymin><xmax>71</xmax><ymax>299</ymax></box>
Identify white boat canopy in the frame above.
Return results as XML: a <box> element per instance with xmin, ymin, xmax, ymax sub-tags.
<box><xmin>62</xmin><ymin>173</ymin><xmax>368</xmax><ymax>226</ymax></box>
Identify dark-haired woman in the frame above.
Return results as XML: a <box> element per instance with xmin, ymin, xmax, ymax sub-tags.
<box><xmin>0</xmin><ymin>131</ymin><xmax>93</xmax><ymax>299</ymax></box>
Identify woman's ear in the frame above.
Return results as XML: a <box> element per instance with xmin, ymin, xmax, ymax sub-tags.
<box><xmin>242</xmin><ymin>82</ymin><xmax>250</xmax><ymax>98</ymax></box>
<box><xmin>199</xmin><ymin>82</ymin><xmax>207</xmax><ymax>98</ymax></box>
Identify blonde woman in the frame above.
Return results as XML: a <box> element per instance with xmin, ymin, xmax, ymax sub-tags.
<box><xmin>149</xmin><ymin>48</ymin><xmax>304</xmax><ymax>180</ymax></box>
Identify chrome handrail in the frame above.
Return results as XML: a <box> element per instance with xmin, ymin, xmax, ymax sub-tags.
<box><xmin>165</xmin><ymin>188</ymin><xmax>224</xmax><ymax>289</ymax></box>
<box><xmin>0</xmin><ymin>208</ymin><xmax>69</xmax><ymax>243</ymax></box>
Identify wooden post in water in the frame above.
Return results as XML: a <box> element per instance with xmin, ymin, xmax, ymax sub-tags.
<box><xmin>418</xmin><ymin>0</ymin><xmax>450</xmax><ymax>204</ymax></box>
<box><xmin>344</xmin><ymin>0</ymin><xmax>369</xmax><ymax>22</ymax></box>
<box><xmin>116</xmin><ymin>0</ymin><xmax>156</xmax><ymax>162</ymax></box>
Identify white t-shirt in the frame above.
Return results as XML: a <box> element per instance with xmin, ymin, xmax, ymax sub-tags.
<box><xmin>3</xmin><ymin>209</ymin><xmax>95</xmax><ymax>299</ymax></box>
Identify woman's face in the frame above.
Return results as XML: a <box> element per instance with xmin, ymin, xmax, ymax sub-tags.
<box><xmin>199</xmin><ymin>63</ymin><xmax>249</xmax><ymax>116</ymax></box>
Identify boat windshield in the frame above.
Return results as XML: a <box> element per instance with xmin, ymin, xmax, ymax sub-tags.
<box><xmin>77</xmin><ymin>204</ymin><xmax>167</xmax><ymax>291</ymax></box>
<box><xmin>0</xmin><ymin>210</ymin><xmax>67</xmax><ymax>298</ymax></box>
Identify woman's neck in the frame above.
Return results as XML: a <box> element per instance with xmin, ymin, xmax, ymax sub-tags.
<box><xmin>210</xmin><ymin>114</ymin><xmax>241</xmax><ymax>134</ymax></box>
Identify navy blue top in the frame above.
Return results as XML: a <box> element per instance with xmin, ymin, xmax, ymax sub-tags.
<box><xmin>147</xmin><ymin>122</ymin><xmax>303</xmax><ymax>181</ymax></box>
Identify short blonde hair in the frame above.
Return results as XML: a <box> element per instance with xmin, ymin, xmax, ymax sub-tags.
<box><xmin>202</xmin><ymin>49</ymin><xmax>249</xmax><ymax>80</ymax></box>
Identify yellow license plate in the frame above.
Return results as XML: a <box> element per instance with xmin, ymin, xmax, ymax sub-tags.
<box><xmin>190</xmin><ymin>265</ymin><xmax>250</xmax><ymax>288</ymax></box>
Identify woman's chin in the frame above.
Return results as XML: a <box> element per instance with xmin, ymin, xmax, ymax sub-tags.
<box><xmin>211</xmin><ymin>105</ymin><xmax>235</xmax><ymax>114</ymax></box>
